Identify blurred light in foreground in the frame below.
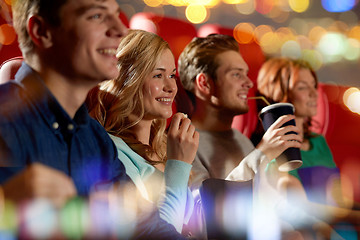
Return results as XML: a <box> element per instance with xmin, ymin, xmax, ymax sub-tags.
<box><xmin>222</xmin><ymin>191</ymin><xmax>253</xmax><ymax>238</ymax></box>
<box><xmin>186</xmin><ymin>4</ymin><xmax>208</xmax><ymax>24</ymax></box>
<box><xmin>0</xmin><ymin>24</ymin><xmax>16</xmax><ymax>45</ymax></box>
<box><xmin>60</xmin><ymin>197</ymin><xmax>89</xmax><ymax>239</ymax></box>
<box><xmin>233</xmin><ymin>22</ymin><xmax>255</xmax><ymax>44</ymax></box>
<box><xmin>22</xmin><ymin>199</ymin><xmax>57</xmax><ymax>239</ymax></box>
<box><xmin>288</xmin><ymin>0</ymin><xmax>309</xmax><ymax>13</ymax></box>
<box><xmin>0</xmin><ymin>200</ymin><xmax>17</xmax><ymax>235</ymax></box>
<box><xmin>235</xmin><ymin>0</ymin><xmax>256</xmax><ymax>15</ymax></box>
<box><xmin>344</xmin><ymin>87</ymin><xmax>360</xmax><ymax>114</ymax></box>
<box><xmin>322</xmin><ymin>0</ymin><xmax>357</xmax><ymax>12</ymax></box>
<box><xmin>317</xmin><ymin>32</ymin><xmax>346</xmax><ymax>63</ymax></box>
<box><xmin>281</xmin><ymin>40</ymin><xmax>301</xmax><ymax>58</ymax></box>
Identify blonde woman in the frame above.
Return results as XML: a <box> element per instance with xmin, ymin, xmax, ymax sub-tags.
<box><xmin>87</xmin><ymin>29</ymin><xmax>199</xmax><ymax>234</ymax></box>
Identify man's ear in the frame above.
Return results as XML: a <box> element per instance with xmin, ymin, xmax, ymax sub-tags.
<box><xmin>195</xmin><ymin>73</ymin><xmax>212</xmax><ymax>95</ymax></box>
<box><xmin>27</xmin><ymin>15</ymin><xmax>53</xmax><ymax>48</ymax></box>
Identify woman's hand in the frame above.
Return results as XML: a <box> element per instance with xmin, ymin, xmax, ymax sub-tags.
<box><xmin>167</xmin><ymin>113</ymin><xmax>199</xmax><ymax>164</ymax></box>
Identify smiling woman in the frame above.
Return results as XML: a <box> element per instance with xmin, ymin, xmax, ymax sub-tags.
<box><xmin>87</xmin><ymin>29</ymin><xmax>199</xmax><ymax>234</ymax></box>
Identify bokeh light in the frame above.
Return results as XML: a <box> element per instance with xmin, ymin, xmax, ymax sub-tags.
<box><xmin>344</xmin><ymin>88</ymin><xmax>360</xmax><ymax>114</ymax></box>
<box><xmin>234</xmin><ymin>0</ymin><xmax>256</xmax><ymax>15</ymax></box>
<box><xmin>255</xmin><ymin>0</ymin><xmax>274</xmax><ymax>14</ymax></box>
<box><xmin>0</xmin><ymin>24</ymin><xmax>16</xmax><ymax>46</ymax></box>
<box><xmin>185</xmin><ymin>4</ymin><xmax>208</xmax><ymax>24</ymax></box>
<box><xmin>22</xmin><ymin>199</ymin><xmax>58</xmax><ymax>239</ymax></box>
<box><xmin>289</xmin><ymin>0</ymin><xmax>309</xmax><ymax>13</ymax></box>
<box><xmin>322</xmin><ymin>0</ymin><xmax>357</xmax><ymax>12</ymax></box>
<box><xmin>143</xmin><ymin>0</ymin><xmax>164</xmax><ymax>8</ymax></box>
<box><xmin>233</xmin><ymin>22</ymin><xmax>255</xmax><ymax>44</ymax></box>
<box><xmin>60</xmin><ymin>197</ymin><xmax>89</xmax><ymax>239</ymax></box>
<box><xmin>344</xmin><ymin>38</ymin><xmax>360</xmax><ymax>61</ymax></box>
<box><xmin>281</xmin><ymin>40</ymin><xmax>302</xmax><ymax>58</ymax></box>
<box><xmin>317</xmin><ymin>32</ymin><xmax>347</xmax><ymax>62</ymax></box>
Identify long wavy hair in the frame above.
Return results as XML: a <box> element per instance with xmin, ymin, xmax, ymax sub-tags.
<box><xmin>256</xmin><ymin>57</ymin><xmax>318</xmax><ymax>139</ymax></box>
<box><xmin>88</xmin><ymin>29</ymin><xmax>171</xmax><ymax>165</ymax></box>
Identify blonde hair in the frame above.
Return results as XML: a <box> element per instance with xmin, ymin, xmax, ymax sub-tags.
<box><xmin>88</xmin><ymin>29</ymin><xmax>171</xmax><ymax>165</ymax></box>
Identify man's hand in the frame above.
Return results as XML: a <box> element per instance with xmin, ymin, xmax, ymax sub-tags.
<box><xmin>2</xmin><ymin>163</ymin><xmax>77</xmax><ymax>208</ymax></box>
<box><xmin>257</xmin><ymin>115</ymin><xmax>302</xmax><ymax>161</ymax></box>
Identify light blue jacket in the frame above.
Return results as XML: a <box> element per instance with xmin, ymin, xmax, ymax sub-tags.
<box><xmin>110</xmin><ymin>135</ymin><xmax>194</xmax><ymax>233</ymax></box>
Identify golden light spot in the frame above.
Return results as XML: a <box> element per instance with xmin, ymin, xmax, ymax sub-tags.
<box><xmin>0</xmin><ymin>24</ymin><xmax>16</xmax><ymax>45</ymax></box>
<box><xmin>233</xmin><ymin>22</ymin><xmax>255</xmax><ymax>44</ymax></box>
<box><xmin>288</xmin><ymin>0</ymin><xmax>309</xmax><ymax>13</ymax></box>
<box><xmin>144</xmin><ymin>0</ymin><xmax>164</xmax><ymax>7</ymax></box>
<box><xmin>185</xmin><ymin>4</ymin><xmax>208</xmax><ymax>24</ymax></box>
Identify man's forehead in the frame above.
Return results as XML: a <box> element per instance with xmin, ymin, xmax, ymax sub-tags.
<box><xmin>217</xmin><ymin>51</ymin><xmax>248</xmax><ymax>71</ymax></box>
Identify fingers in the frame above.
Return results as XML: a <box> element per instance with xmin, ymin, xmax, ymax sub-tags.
<box><xmin>167</xmin><ymin>112</ymin><xmax>199</xmax><ymax>164</ymax></box>
<box><xmin>268</xmin><ymin>115</ymin><xmax>296</xmax><ymax>131</ymax></box>
<box><xmin>3</xmin><ymin>163</ymin><xmax>77</xmax><ymax>208</ymax></box>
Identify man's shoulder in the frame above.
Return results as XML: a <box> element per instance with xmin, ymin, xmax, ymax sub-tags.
<box><xmin>0</xmin><ymin>81</ymin><xmax>23</xmax><ymax>103</ymax></box>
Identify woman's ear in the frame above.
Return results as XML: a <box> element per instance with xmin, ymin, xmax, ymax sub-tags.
<box><xmin>27</xmin><ymin>15</ymin><xmax>53</xmax><ymax>48</ymax></box>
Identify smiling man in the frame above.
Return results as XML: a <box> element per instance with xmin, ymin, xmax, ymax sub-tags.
<box><xmin>178</xmin><ymin>34</ymin><xmax>302</xmax><ymax>189</ymax></box>
<box><xmin>0</xmin><ymin>0</ymin><xmax>186</xmax><ymax>239</ymax></box>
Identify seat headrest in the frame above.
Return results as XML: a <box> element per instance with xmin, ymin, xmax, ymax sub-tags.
<box><xmin>0</xmin><ymin>57</ymin><xmax>23</xmax><ymax>84</ymax></box>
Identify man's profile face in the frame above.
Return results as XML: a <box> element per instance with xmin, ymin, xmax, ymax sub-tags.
<box><xmin>49</xmin><ymin>0</ymin><xmax>128</xmax><ymax>83</ymax></box>
<box><xmin>211</xmin><ymin>50</ymin><xmax>253</xmax><ymax>116</ymax></box>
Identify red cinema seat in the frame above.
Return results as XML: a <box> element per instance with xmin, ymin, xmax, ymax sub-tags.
<box><xmin>0</xmin><ymin>9</ymin><xmax>22</xmax><ymax>66</ymax></box>
<box><xmin>129</xmin><ymin>12</ymin><xmax>197</xmax><ymax>63</ymax></box>
<box><xmin>313</xmin><ymin>83</ymin><xmax>360</xmax><ymax>202</ymax></box>
<box><xmin>0</xmin><ymin>56</ymin><xmax>23</xmax><ymax>84</ymax></box>
<box><xmin>197</xmin><ymin>24</ymin><xmax>266</xmax><ymax>138</ymax></box>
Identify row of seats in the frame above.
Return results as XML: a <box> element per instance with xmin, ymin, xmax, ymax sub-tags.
<box><xmin>1</xmin><ymin>11</ymin><xmax>360</xmax><ymax>202</ymax></box>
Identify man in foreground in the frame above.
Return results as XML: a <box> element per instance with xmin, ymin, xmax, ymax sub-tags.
<box><xmin>0</xmin><ymin>0</ymin><xmax>186</xmax><ymax>239</ymax></box>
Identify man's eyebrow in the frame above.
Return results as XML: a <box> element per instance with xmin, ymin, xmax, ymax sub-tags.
<box><xmin>76</xmin><ymin>2</ymin><xmax>121</xmax><ymax>15</ymax></box>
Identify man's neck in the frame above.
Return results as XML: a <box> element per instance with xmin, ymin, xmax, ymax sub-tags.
<box><xmin>29</xmin><ymin>59</ymin><xmax>97</xmax><ymax>119</ymax></box>
<box><xmin>191</xmin><ymin>101</ymin><xmax>234</xmax><ymax>132</ymax></box>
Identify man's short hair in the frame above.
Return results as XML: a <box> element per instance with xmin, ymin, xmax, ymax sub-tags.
<box><xmin>12</xmin><ymin>0</ymin><xmax>67</xmax><ymax>56</ymax></box>
<box><xmin>178</xmin><ymin>34</ymin><xmax>239</xmax><ymax>94</ymax></box>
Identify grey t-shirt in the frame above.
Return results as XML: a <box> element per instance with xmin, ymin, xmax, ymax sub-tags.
<box><xmin>190</xmin><ymin>129</ymin><xmax>269</xmax><ymax>190</ymax></box>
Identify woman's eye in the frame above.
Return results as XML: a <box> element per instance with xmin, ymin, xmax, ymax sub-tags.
<box><xmin>153</xmin><ymin>74</ymin><xmax>162</xmax><ymax>78</ymax></box>
<box><xmin>170</xmin><ymin>74</ymin><xmax>176</xmax><ymax>79</ymax></box>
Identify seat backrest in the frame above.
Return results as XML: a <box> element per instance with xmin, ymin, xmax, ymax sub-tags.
<box><xmin>0</xmin><ymin>56</ymin><xmax>23</xmax><ymax>84</ymax></box>
<box><xmin>199</xmin><ymin>178</ymin><xmax>253</xmax><ymax>239</ymax></box>
<box><xmin>197</xmin><ymin>24</ymin><xmax>266</xmax><ymax>138</ymax></box>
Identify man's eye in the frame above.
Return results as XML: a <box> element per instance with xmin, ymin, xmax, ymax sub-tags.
<box><xmin>90</xmin><ymin>14</ymin><xmax>102</xmax><ymax>20</ymax></box>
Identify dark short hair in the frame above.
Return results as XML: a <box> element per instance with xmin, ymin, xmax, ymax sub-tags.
<box><xmin>178</xmin><ymin>34</ymin><xmax>239</xmax><ymax>93</ymax></box>
<box><xmin>12</xmin><ymin>0</ymin><xmax>67</xmax><ymax>56</ymax></box>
